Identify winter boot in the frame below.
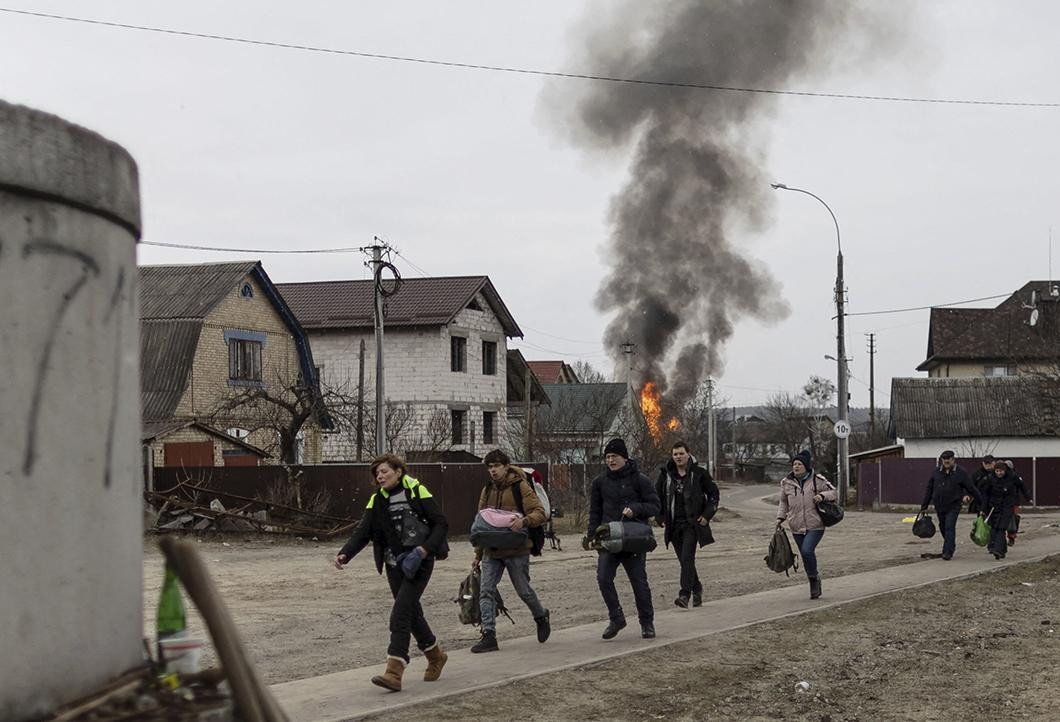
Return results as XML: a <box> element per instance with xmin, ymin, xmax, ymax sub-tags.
<box><xmin>674</xmin><ymin>595</ymin><xmax>689</xmax><ymax>609</ymax></box>
<box><xmin>370</xmin><ymin>656</ymin><xmax>405</xmax><ymax>692</ymax></box>
<box><xmin>471</xmin><ymin>631</ymin><xmax>499</xmax><ymax>653</ymax></box>
<box><xmin>534</xmin><ymin>610</ymin><xmax>551</xmax><ymax>643</ymax></box>
<box><xmin>423</xmin><ymin>642</ymin><xmax>447</xmax><ymax>681</ymax></box>
<box><xmin>809</xmin><ymin>576</ymin><xmax>822</xmax><ymax>600</ymax></box>
<box><xmin>692</xmin><ymin>591</ymin><xmax>703</xmax><ymax>607</ymax></box>
<box><xmin>601</xmin><ymin>618</ymin><xmax>627</xmax><ymax>640</ymax></box>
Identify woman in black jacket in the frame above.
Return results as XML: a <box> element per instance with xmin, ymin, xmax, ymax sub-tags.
<box><xmin>334</xmin><ymin>454</ymin><xmax>449</xmax><ymax>692</ymax></box>
<box><xmin>981</xmin><ymin>461</ymin><xmax>1032</xmax><ymax>560</ymax></box>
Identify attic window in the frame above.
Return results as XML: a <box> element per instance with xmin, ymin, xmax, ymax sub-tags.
<box><xmin>467</xmin><ymin>298</ymin><xmax>483</xmax><ymax>311</ymax></box>
<box><xmin>241</xmin><ymin>283</ymin><xmax>254</xmax><ymax>299</ymax></box>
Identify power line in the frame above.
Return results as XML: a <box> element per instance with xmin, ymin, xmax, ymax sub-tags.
<box><xmin>846</xmin><ymin>293</ymin><xmax>1010</xmax><ymax>317</ymax></box>
<box><xmin>140</xmin><ymin>239</ymin><xmax>362</xmax><ymax>254</ymax></box>
<box><xmin>4</xmin><ymin>6</ymin><xmax>1060</xmax><ymax>109</ymax></box>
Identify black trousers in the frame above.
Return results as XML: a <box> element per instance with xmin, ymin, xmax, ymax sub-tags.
<box><xmin>671</xmin><ymin>524</ymin><xmax>702</xmax><ymax>598</ymax></box>
<box><xmin>597</xmin><ymin>550</ymin><xmax>653</xmax><ymax>625</ymax></box>
<box><xmin>384</xmin><ymin>558</ymin><xmax>436</xmax><ymax>662</ymax></box>
<box><xmin>988</xmin><ymin>526</ymin><xmax>1008</xmax><ymax>557</ymax></box>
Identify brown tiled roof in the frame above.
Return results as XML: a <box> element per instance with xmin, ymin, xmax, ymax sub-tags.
<box><xmin>891</xmin><ymin>376</ymin><xmax>1058</xmax><ymax>438</ymax></box>
<box><xmin>527</xmin><ymin>361</ymin><xmax>565</xmax><ymax>384</ymax></box>
<box><xmin>918</xmin><ymin>282</ymin><xmax>1060</xmax><ymax>370</ymax></box>
<box><xmin>276</xmin><ymin>276</ymin><xmax>523</xmax><ymax>337</ymax></box>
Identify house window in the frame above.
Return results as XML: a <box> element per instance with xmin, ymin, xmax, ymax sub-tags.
<box><xmin>483</xmin><ymin>411</ymin><xmax>496</xmax><ymax>444</ymax></box>
<box><xmin>984</xmin><ymin>365</ymin><xmax>1016</xmax><ymax>377</ymax></box>
<box><xmin>452</xmin><ymin>409</ymin><xmax>466</xmax><ymax>445</ymax></box>
<box><xmin>482</xmin><ymin>341</ymin><xmax>497</xmax><ymax>375</ymax></box>
<box><xmin>226</xmin><ymin>427</ymin><xmax>250</xmax><ymax>440</ymax></box>
<box><xmin>229</xmin><ymin>339</ymin><xmax>262</xmax><ymax>382</ymax></box>
<box><xmin>240</xmin><ymin>283</ymin><xmax>254</xmax><ymax>298</ymax></box>
<box><xmin>451</xmin><ymin>336</ymin><xmax>467</xmax><ymax>372</ymax></box>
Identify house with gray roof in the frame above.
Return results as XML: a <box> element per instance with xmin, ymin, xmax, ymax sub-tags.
<box><xmin>277</xmin><ymin>275</ymin><xmax>545</xmax><ymax>460</ymax></box>
<box><xmin>140</xmin><ymin>261</ymin><xmax>324</xmax><ymax>468</ymax></box>
<box><xmin>532</xmin><ymin>382</ymin><xmax>643</xmax><ymax>463</ymax></box>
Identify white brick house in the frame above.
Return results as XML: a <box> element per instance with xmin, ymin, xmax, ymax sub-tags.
<box><xmin>277</xmin><ymin>276</ymin><xmax>525</xmax><ymax>461</ymax></box>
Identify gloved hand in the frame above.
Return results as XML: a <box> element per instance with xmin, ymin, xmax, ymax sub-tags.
<box><xmin>399</xmin><ymin>547</ymin><xmax>425</xmax><ymax>580</ymax></box>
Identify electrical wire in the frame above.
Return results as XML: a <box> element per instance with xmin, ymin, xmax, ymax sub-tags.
<box><xmin>4</xmin><ymin>6</ymin><xmax>1060</xmax><ymax>108</ymax></box>
<box><xmin>140</xmin><ymin>240</ymin><xmax>362</xmax><ymax>254</ymax></box>
<box><xmin>845</xmin><ymin>293</ymin><xmax>1011</xmax><ymax>317</ymax></box>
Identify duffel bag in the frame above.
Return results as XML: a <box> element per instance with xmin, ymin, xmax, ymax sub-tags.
<box><xmin>912</xmin><ymin>511</ymin><xmax>936</xmax><ymax>539</ymax></box>
<box><xmin>469</xmin><ymin>508</ymin><xmax>528</xmax><ymax>550</ymax></box>
<box><xmin>594</xmin><ymin>520</ymin><xmax>657</xmax><ymax>554</ymax></box>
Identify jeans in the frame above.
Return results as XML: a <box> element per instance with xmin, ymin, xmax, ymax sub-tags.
<box><xmin>383</xmin><ymin>558</ymin><xmax>436</xmax><ymax>662</ymax></box>
<box><xmin>988</xmin><ymin>525</ymin><xmax>1008</xmax><ymax>556</ymax></box>
<box><xmin>671</xmin><ymin>524</ymin><xmax>702</xmax><ymax>598</ymax></box>
<box><xmin>937</xmin><ymin>509</ymin><xmax>959</xmax><ymax>557</ymax></box>
<box><xmin>792</xmin><ymin>529</ymin><xmax>825</xmax><ymax>578</ymax></box>
<box><xmin>479</xmin><ymin>553</ymin><xmax>547</xmax><ymax>633</ymax></box>
<box><xmin>597</xmin><ymin>550</ymin><xmax>653</xmax><ymax>625</ymax></box>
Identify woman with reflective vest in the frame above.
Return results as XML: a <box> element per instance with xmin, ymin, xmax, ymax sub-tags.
<box><xmin>334</xmin><ymin>454</ymin><xmax>449</xmax><ymax>692</ymax></box>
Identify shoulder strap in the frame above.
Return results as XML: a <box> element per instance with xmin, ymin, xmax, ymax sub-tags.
<box><xmin>511</xmin><ymin>479</ymin><xmax>526</xmax><ymax>515</ymax></box>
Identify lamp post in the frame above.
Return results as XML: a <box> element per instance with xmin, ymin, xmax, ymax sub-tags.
<box><xmin>771</xmin><ymin>183</ymin><xmax>850</xmax><ymax>506</ymax></box>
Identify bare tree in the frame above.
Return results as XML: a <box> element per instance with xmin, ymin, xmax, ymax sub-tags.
<box><xmin>571</xmin><ymin>360</ymin><xmax>607</xmax><ymax>384</ymax></box>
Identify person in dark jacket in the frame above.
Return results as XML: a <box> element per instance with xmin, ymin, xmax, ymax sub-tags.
<box><xmin>968</xmin><ymin>455</ymin><xmax>995</xmax><ymax>515</ymax></box>
<box><xmin>654</xmin><ymin>440</ymin><xmax>720</xmax><ymax>608</ymax></box>
<box><xmin>1003</xmin><ymin>460</ymin><xmax>1025</xmax><ymax>545</ymax></box>
<box><xmin>982</xmin><ymin>461</ymin><xmax>1032</xmax><ymax>560</ymax></box>
<box><xmin>584</xmin><ymin>437</ymin><xmax>661</xmax><ymax>640</ymax></box>
<box><xmin>334</xmin><ymin>454</ymin><xmax>449</xmax><ymax>692</ymax></box>
<box><xmin>920</xmin><ymin>450</ymin><xmax>983</xmax><ymax>560</ymax></box>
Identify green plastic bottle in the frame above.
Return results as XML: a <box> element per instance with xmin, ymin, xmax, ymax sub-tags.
<box><xmin>156</xmin><ymin>563</ymin><xmax>186</xmax><ymax>639</ymax></box>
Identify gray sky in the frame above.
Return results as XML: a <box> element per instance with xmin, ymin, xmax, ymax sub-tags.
<box><xmin>3</xmin><ymin>1</ymin><xmax>1056</xmax><ymax>409</ymax></box>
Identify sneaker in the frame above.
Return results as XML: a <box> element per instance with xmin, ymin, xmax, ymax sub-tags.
<box><xmin>641</xmin><ymin>623</ymin><xmax>656</xmax><ymax>639</ymax></box>
<box><xmin>674</xmin><ymin>595</ymin><xmax>689</xmax><ymax>609</ymax></box>
<box><xmin>692</xmin><ymin>592</ymin><xmax>702</xmax><ymax>607</ymax></box>
<box><xmin>601</xmin><ymin>619</ymin><xmax>626</xmax><ymax>640</ymax></box>
<box><xmin>534</xmin><ymin>610</ymin><xmax>551</xmax><ymax>643</ymax></box>
<box><xmin>470</xmin><ymin>631</ymin><xmax>498</xmax><ymax>653</ymax></box>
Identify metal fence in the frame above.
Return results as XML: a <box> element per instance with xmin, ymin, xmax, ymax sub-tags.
<box><xmin>856</xmin><ymin>457</ymin><xmax>1059</xmax><ymax>507</ymax></box>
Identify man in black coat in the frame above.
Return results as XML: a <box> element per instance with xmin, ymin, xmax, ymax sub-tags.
<box><xmin>968</xmin><ymin>455</ymin><xmax>995</xmax><ymax>515</ymax></box>
<box><xmin>655</xmin><ymin>440</ymin><xmax>720</xmax><ymax>608</ymax></box>
<box><xmin>585</xmin><ymin>437</ymin><xmax>661</xmax><ymax>640</ymax></box>
<box><xmin>920</xmin><ymin>450</ymin><xmax>983</xmax><ymax>560</ymax></box>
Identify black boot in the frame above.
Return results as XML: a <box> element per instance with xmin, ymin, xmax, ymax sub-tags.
<box><xmin>534</xmin><ymin>610</ymin><xmax>551</xmax><ymax>643</ymax></box>
<box><xmin>641</xmin><ymin>623</ymin><xmax>656</xmax><ymax>639</ymax></box>
<box><xmin>809</xmin><ymin>576</ymin><xmax>822</xmax><ymax>600</ymax></box>
<box><xmin>692</xmin><ymin>591</ymin><xmax>703</xmax><ymax>607</ymax></box>
<box><xmin>470</xmin><ymin>631</ymin><xmax>498</xmax><ymax>653</ymax></box>
<box><xmin>601</xmin><ymin>619</ymin><xmax>626</xmax><ymax>640</ymax></box>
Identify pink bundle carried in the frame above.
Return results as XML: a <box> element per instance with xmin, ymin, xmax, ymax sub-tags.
<box><xmin>478</xmin><ymin>507</ymin><xmax>522</xmax><ymax>527</ymax></box>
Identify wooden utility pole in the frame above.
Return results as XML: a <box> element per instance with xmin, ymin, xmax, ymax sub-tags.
<box><xmin>356</xmin><ymin>339</ymin><xmax>366</xmax><ymax>461</ymax></box>
<box><xmin>525</xmin><ymin>370</ymin><xmax>533</xmax><ymax>459</ymax></box>
<box><xmin>731</xmin><ymin>406</ymin><xmax>737</xmax><ymax>482</ymax></box>
<box><xmin>866</xmin><ymin>333</ymin><xmax>876</xmax><ymax>438</ymax></box>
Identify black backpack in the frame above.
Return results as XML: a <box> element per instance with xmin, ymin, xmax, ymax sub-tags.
<box><xmin>511</xmin><ymin>480</ymin><xmax>546</xmax><ymax>556</ymax></box>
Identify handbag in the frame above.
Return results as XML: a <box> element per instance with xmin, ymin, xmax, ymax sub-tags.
<box><xmin>399</xmin><ymin>507</ymin><xmax>430</xmax><ymax>548</ymax></box>
<box><xmin>970</xmin><ymin>513</ymin><xmax>991</xmax><ymax>547</ymax></box>
<box><xmin>912</xmin><ymin>511</ymin><xmax>937</xmax><ymax>539</ymax></box>
<box><xmin>812</xmin><ymin>476</ymin><xmax>844</xmax><ymax>527</ymax></box>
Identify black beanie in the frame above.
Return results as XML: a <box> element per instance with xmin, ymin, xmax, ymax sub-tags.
<box><xmin>791</xmin><ymin>449</ymin><xmax>812</xmax><ymax>471</ymax></box>
<box><xmin>603</xmin><ymin>437</ymin><xmax>629</xmax><ymax>459</ymax></box>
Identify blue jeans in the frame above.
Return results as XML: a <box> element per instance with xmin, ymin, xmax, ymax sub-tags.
<box><xmin>597</xmin><ymin>550</ymin><xmax>653</xmax><ymax>625</ymax></box>
<box><xmin>792</xmin><ymin>529</ymin><xmax>825</xmax><ymax>578</ymax></box>
<box><xmin>937</xmin><ymin>509</ymin><xmax>959</xmax><ymax>557</ymax></box>
<box><xmin>479</xmin><ymin>553</ymin><xmax>547</xmax><ymax>634</ymax></box>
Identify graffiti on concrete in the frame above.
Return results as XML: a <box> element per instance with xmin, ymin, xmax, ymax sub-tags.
<box><xmin>102</xmin><ymin>268</ymin><xmax>126</xmax><ymax>488</ymax></box>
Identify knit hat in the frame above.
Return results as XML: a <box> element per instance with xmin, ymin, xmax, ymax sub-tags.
<box><xmin>791</xmin><ymin>450</ymin><xmax>813</xmax><ymax>471</ymax></box>
<box><xmin>603</xmin><ymin>437</ymin><xmax>629</xmax><ymax>459</ymax></box>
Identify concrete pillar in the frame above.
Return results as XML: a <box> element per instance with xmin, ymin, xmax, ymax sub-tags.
<box><xmin>0</xmin><ymin>100</ymin><xmax>142</xmax><ymax>720</ymax></box>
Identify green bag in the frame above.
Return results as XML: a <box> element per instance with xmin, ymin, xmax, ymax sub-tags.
<box><xmin>971</xmin><ymin>514</ymin><xmax>990</xmax><ymax>547</ymax></box>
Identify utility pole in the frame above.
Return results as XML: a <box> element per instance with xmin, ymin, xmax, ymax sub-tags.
<box><xmin>706</xmin><ymin>378</ymin><xmax>716</xmax><ymax>476</ymax></box>
<box><xmin>866</xmin><ymin>333</ymin><xmax>876</xmax><ymax>439</ymax></box>
<box><xmin>619</xmin><ymin>341</ymin><xmax>636</xmax><ymax>386</ymax></box>
<box><xmin>370</xmin><ymin>244</ymin><xmax>386</xmax><ymax>456</ymax></box>
<box><xmin>731</xmin><ymin>406</ymin><xmax>737</xmax><ymax>481</ymax></box>
<box><xmin>356</xmin><ymin>339</ymin><xmax>366</xmax><ymax>462</ymax></box>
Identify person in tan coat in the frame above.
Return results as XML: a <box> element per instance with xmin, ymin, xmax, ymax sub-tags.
<box><xmin>470</xmin><ymin>449</ymin><xmax>551</xmax><ymax>652</ymax></box>
<box><xmin>776</xmin><ymin>450</ymin><xmax>837</xmax><ymax>600</ymax></box>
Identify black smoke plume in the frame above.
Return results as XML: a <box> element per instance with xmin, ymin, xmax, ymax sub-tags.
<box><xmin>543</xmin><ymin>1</ymin><xmax>895</xmax><ymax>409</ymax></box>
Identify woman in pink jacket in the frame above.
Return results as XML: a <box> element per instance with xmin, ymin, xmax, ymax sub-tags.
<box><xmin>776</xmin><ymin>450</ymin><xmax>837</xmax><ymax>599</ymax></box>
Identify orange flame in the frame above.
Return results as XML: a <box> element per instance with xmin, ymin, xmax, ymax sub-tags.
<box><xmin>641</xmin><ymin>381</ymin><xmax>663</xmax><ymax>442</ymax></box>
<box><xmin>667</xmin><ymin>417</ymin><xmax>679</xmax><ymax>431</ymax></box>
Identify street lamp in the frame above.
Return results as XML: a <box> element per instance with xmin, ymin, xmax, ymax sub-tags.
<box><xmin>771</xmin><ymin>183</ymin><xmax>850</xmax><ymax>506</ymax></box>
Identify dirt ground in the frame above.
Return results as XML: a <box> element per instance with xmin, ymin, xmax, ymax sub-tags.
<box><xmin>142</xmin><ymin>482</ymin><xmax>1060</xmax><ymax>693</ymax></box>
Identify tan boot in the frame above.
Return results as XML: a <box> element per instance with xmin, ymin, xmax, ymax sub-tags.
<box><xmin>370</xmin><ymin>656</ymin><xmax>406</xmax><ymax>692</ymax></box>
<box><xmin>423</xmin><ymin>642</ymin><xmax>447</xmax><ymax>682</ymax></box>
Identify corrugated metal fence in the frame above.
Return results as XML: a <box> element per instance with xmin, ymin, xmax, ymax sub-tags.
<box><xmin>152</xmin><ymin>462</ymin><xmax>549</xmax><ymax>536</ymax></box>
<box><xmin>857</xmin><ymin>457</ymin><xmax>1060</xmax><ymax>507</ymax></box>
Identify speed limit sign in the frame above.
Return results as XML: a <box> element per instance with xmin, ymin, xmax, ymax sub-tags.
<box><xmin>833</xmin><ymin>420</ymin><xmax>851</xmax><ymax>439</ymax></box>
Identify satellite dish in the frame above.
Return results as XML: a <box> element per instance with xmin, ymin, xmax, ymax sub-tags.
<box><xmin>1030</xmin><ymin>308</ymin><xmax>1040</xmax><ymax>327</ymax></box>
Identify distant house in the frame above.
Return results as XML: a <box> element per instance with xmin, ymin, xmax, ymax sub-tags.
<box><xmin>533</xmin><ymin>382</ymin><xmax>642</xmax><ymax>463</ymax></box>
<box><xmin>140</xmin><ymin>261</ymin><xmax>324</xmax><ymax>468</ymax></box>
<box><xmin>527</xmin><ymin>360</ymin><xmax>580</xmax><ymax>385</ymax></box>
<box><xmin>277</xmin><ymin>275</ymin><xmax>545</xmax><ymax>460</ymax></box>
<box><xmin>729</xmin><ymin>413</ymin><xmax>834</xmax><ymax>480</ymax></box>
<box><xmin>890</xmin><ymin>376</ymin><xmax>1060</xmax><ymax>459</ymax></box>
<box><xmin>917</xmin><ymin>281</ymin><xmax>1060</xmax><ymax>378</ymax></box>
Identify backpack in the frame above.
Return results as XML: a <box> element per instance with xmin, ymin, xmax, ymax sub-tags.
<box><xmin>912</xmin><ymin>511</ymin><xmax>936</xmax><ymax>539</ymax></box>
<box><xmin>764</xmin><ymin>526</ymin><xmax>799</xmax><ymax>576</ymax></box>
<box><xmin>511</xmin><ymin>475</ymin><xmax>548</xmax><ymax>556</ymax></box>
<box><xmin>520</xmin><ymin>467</ymin><xmax>552</xmax><ymax>520</ymax></box>
<box><xmin>453</xmin><ymin>568</ymin><xmax>514</xmax><ymax>626</ymax></box>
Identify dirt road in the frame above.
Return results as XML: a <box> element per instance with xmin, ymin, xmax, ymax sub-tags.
<box><xmin>142</xmin><ymin>483</ymin><xmax>1060</xmax><ymax>687</ymax></box>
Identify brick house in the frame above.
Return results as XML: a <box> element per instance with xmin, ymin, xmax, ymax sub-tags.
<box><xmin>277</xmin><ymin>275</ymin><xmax>530</xmax><ymax>460</ymax></box>
<box><xmin>140</xmin><ymin>261</ymin><xmax>325</xmax><ymax>467</ymax></box>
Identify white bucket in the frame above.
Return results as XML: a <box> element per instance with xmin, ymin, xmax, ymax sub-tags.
<box><xmin>158</xmin><ymin>634</ymin><xmax>205</xmax><ymax>676</ymax></box>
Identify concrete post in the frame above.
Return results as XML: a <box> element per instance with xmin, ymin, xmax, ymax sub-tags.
<box><xmin>0</xmin><ymin>100</ymin><xmax>142</xmax><ymax>720</ymax></box>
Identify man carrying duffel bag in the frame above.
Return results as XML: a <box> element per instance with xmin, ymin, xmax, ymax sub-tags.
<box><xmin>583</xmin><ymin>437</ymin><xmax>661</xmax><ymax>641</ymax></box>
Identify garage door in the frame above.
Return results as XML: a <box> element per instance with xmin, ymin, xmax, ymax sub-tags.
<box><xmin>163</xmin><ymin>441</ymin><xmax>214</xmax><ymax>467</ymax></box>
